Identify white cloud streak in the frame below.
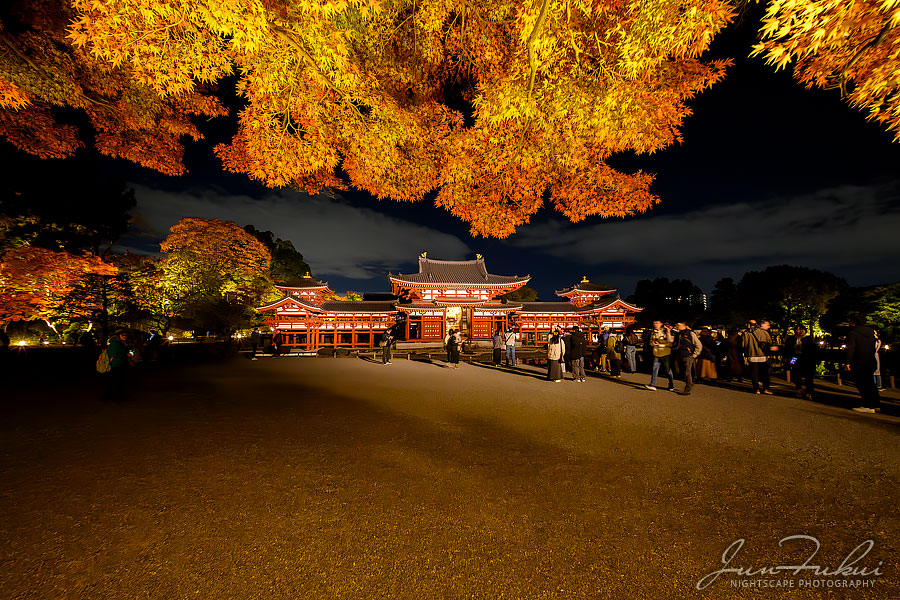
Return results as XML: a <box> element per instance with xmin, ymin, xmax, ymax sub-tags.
<box><xmin>507</xmin><ymin>181</ymin><xmax>900</xmax><ymax>287</ymax></box>
<box><xmin>128</xmin><ymin>185</ymin><xmax>471</xmax><ymax>279</ymax></box>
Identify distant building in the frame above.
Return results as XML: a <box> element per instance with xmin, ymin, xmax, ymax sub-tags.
<box><xmin>257</xmin><ymin>254</ymin><xmax>642</xmax><ymax>350</ymax></box>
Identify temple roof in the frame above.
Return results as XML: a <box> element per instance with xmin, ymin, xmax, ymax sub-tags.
<box><xmin>390</xmin><ymin>255</ymin><xmax>529</xmax><ymax>287</ymax></box>
<box><xmin>257</xmin><ymin>296</ymin><xmax>322</xmax><ymax>312</ymax></box>
<box><xmin>555</xmin><ymin>280</ymin><xmax>616</xmax><ymax>296</ymax></box>
<box><xmin>519</xmin><ymin>297</ymin><xmax>642</xmax><ymax>314</ymax></box>
<box><xmin>275</xmin><ymin>277</ymin><xmax>331</xmax><ymax>290</ymax></box>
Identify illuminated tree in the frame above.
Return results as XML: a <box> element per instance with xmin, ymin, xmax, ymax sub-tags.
<box><xmin>124</xmin><ymin>255</ymin><xmax>184</xmax><ymax>335</ymax></box>
<box><xmin>0</xmin><ymin>245</ymin><xmax>117</xmax><ymax>329</ymax></box>
<box><xmin>753</xmin><ymin>0</ymin><xmax>900</xmax><ymax>140</ymax></box>
<box><xmin>160</xmin><ymin>218</ymin><xmax>273</xmax><ymax>312</ymax></box>
<box><xmin>5</xmin><ymin>0</ymin><xmax>734</xmax><ymax>237</ymax></box>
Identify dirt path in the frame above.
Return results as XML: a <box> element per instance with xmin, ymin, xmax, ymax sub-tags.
<box><xmin>2</xmin><ymin>357</ymin><xmax>898</xmax><ymax>598</ymax></box>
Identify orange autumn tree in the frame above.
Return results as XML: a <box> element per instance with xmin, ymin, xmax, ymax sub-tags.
<box><xmin>68</xmin><ymin>0</ymin><xmax>734</xmax><ymax>237</ymax></box>
<box><xmin>159</xmin><ymin>218</ymin><xmax>272</xmax><ymax>309</ymax></box>
<box><xmin>0</xmin><ymin>245</ymin><xmax>117</xmax><ymax>327</ymax></box>
<box><xmin>753</xmin><ymin>0</ymin><xmax>900</xmax><ymax>141</ymax></box>
<box><xmin>0</xmin><ymin>0</ymin><xmax>226</xmax><ymax>173</ymax></box>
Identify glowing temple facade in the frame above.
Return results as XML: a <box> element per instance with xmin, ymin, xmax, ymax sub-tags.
<box><xmin>257</xmin><ymin>254</ymin><xmax>642</xmax><ymax>350</ymax></box>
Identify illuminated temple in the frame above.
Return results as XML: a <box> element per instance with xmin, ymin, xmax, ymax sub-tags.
<box><xmin>257</xmin><ymin>254</ymin><xmax>641</xmax><ymax>350</ymax></box>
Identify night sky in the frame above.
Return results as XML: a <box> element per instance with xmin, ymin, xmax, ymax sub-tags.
<box><xmin>9</xmin><ymin>11</ymin><xmax>900</xmax><ymax>301</ymax></box>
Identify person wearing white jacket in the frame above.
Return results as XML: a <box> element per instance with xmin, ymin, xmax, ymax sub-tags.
<box><xmin>546</xmin><ymin>327</ymin><xmax>565</xmax><ymax>382</ymax></box>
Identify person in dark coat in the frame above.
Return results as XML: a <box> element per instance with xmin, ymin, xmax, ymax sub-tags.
<box><xmin>696</xmin><ymin>328</ymin><xmax>718</xmax><ymax>383</ymax></box>
<box><xmin>250</xmin><ymin>329</ymin><xmax>261</xmax><ymax>360</ymax></box>
<box><xmin>445</xmin><ymin>329</ymin><xmax>460</xmax><ymax>368</ymax></box>
<box><xmin>723</xmin><ymin>330</ymin><xmax>744</xmax><ymax>381</ymax></box>
<box><xmin>845</xmin><ymin>314</ymin><xmax>880</xmax><ymax>413</ymax></box>
<box><xmin>788</xmin><ymin>325</ymin><xmax>817</xmax><ymax>399</ymax></box>
<box><xmin>568</xmin><ymin>326</ymin><xmax>587</xmax><ymax>382</ymax></box>
<box><xmin>103</xmin><ymin>329</ymin><xmax>131</xmax><ymax>402</ymax></box>
<box><xmin>381</xmin><ymin>329</ymin><xmax>393</xmax><ymax>364</ymax></box>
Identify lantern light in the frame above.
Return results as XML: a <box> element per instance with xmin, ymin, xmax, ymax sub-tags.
<box><xmin>17</xmin><ymin>340</ymin><xmax>26</xmax><ymax>346</ymax></box>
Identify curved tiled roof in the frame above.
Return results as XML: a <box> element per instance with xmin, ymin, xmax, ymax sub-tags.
<box><xmin>555</xmin><ymin>282</ymin><xmax>616</xmax><ymax>296</ymax></box>
<box><xmin>390</xmin><ymin>256</ymin><xmax>529</xmax><ymax>286</ymax></box>
<box><xmin>275</xmin><ymin>277</ymin><xmax>331</xmax><ymax>289</ymax></box>
<box><xmin>257</xmin><ymin>296</ymin><xmax>323</xmax><ymax>312</ymax></box>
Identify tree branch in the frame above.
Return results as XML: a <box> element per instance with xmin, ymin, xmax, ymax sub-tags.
<box><xmin>270</xmin><ymin>23</ymin><xmax>364</xmax><ymax>119</ymax></box>
<box><xmin>526</xmin><ymin>0</ymin><xmax>551</xmax><ymax>98</ymax></box>
<box><xmin>839</xmin><ymin>21</ymin><xmax>892</xmax><ymax>98</ymax></box>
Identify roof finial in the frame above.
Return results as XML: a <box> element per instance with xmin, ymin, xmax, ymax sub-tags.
<box><xmin>581</xmin><ymin>275</ymin><xmax>589</xmax><ymax>283</ymax></box>
<box><xmin>420</xmin><ymin>251</ymin><xmax>427</xmax><ymax>258</ymax></box>
<box><xmin>476</xmin><ymin>253</ymin><xmax>483</xmax><ymax>260</ymax></box>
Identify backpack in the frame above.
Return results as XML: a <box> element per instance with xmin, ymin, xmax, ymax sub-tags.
<box><xmin>613</xmin><ymin>336</ymin><xmax>625</xmax><ymax>354</ymax></box>
<box><xmin>96</xmin><ymin>349</ymin><xmax>111</xmax><ymax>373</ymax></box>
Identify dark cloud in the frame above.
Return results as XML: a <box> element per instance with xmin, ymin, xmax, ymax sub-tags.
<box><xmin>506</xmin><ymin>181</ymin><xmax>900</xmax><ymax>290</ymax></box>
<box><xmin>127</xmin><ymin>185</ymin><xmax>471</xmax><ymax>280</ymax></box>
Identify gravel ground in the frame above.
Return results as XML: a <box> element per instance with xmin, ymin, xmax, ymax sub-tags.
<box><xmin>2</xmin><ymin>357</ymin><xmax>899</xmax><ymax>599</ymax></box>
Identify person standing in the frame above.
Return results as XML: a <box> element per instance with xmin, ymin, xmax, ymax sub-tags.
<box><xmin>446</xmin><ymin>328</ymin><xmax>460</xmax><ymax>368</ymax></box>
<box><xmin>723</xmin><ymin>329</ymin><xmax>744</xmax><ymax>381</ymax></box>
<box><xmin>271</xmin><ymin>331</ymin><xmax>283</xmax><ymax>357</ymax></box>
<box><xmin>492</xmin><ymin>329</ymin><xmax>504</xmax><ymax>365</ymax></box>
<box><xmin>874</xmin><ymin>330</ymin><xmax>884</xmax><ymax>391</ymax></box>
<box><xmin>546</xmin><ymin>327</ymin><xmax>565</xmax><ymax>382</ymax></box>
<box><xmin>696</xmin><ymin>328</ymin><xmax>718</xmax><ymax>383</ymax></box>
<box><xmin>381</xmin><ymin>329</ymin><xmax>393</xmax><ymax>364</ymax></box>
<box><xmin>644</xmin><ymin>320</ymin><xmax>675</xmax><ymax>391</ymax></box>
<box><xmin>742</xmin><ymin>320</ymin><xmax>775</xmax><ymax>395</ymax></box>
<box><xmin>598</xmin><ymin>327</ymin><xmax>610</xmax><ymax>372</ymax></box>
<box><xmin>845</xmin><ymin>314</ymin><xmax>880</xmax><ymax>413</ymax></box>
<box><xmin>624</xmin><ymin>327</ymin><xmax>640</xmax><ymax>373</ymax></box>
<box><xmin>673</xmin><ymin>322</ymin><xmax>702</xmax><ymax>395</ymax></box>
<box><xmin>103</xmin><ymin>329</ymin><xmax>132</xmax><ymax>402</ymax></box>
<box><xmin>606</xmin><ymin>330</ymin><xmax>623</xmax><ymax>378</ymax></box>
<box><xmin>568</xmin><ymin>326</ymin><xmax>587</xmax><ymax>382</ymax></box>
<box><xmin>788</xmin><ymin>325</ymin><xmax>817</xmax><ymax>399</ymax></box>
<box><xmin>250</xmin><ymin>329</ymin><xmax>261</xmax><ymax>360</ymax></box>
<box><xmin>504</xmin><ymin>327</ymin><xmax>517</xmax><ymax>366</ymax></box>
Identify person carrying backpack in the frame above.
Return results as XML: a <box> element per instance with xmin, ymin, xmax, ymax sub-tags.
<box><xmin>103</xmin><ymin>329</ymin><xmax>132</xmax><ymax>402</ymax></box>
<box><xmin>606</xmin><ymin>331</ymin><xmax>624</xmax><ymax>378</ymax></box>
<box><xmin>673</xmin><ymin>322</ymin><xmax>702</xmax><ymax>395</ymax></box>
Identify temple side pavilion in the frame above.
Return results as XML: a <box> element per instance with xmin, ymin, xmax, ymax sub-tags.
<box><xmin>257</xmin><ymin>254</ymin><xmax>642</xmax><ymax>351</ymax></box>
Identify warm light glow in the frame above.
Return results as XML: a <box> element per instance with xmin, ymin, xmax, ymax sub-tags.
<box><xmin>42</xmin><ymin>341</ymin><xmax>49</xmax><ymax>345</ymax></box>
<box><xmin>17</xmin><ymin>340</ymin><xmax>26</xmax><ymax>346</ymax></box>
<box><xmin>885</xmin><ymin>345</ymin><xmax>891</xmax><ymax>350</ymax></box>
<box><xmin>840</xmin><ymin>344</ymin><xmax>846</xmax><ymax>349</ymax></box>
<box><xmin>167</xmin><ymin>335</ymin><xmax>174</xmax><ymax>341</ymax></box>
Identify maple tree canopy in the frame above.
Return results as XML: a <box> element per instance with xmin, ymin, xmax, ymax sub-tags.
<box><xmin>18</xmin><ymin>1</ymin><xmax>897</xmax><ymax>237</ymax></box>
<box><xmin>753</xmin><ymin>0</ymin><xmax>900</xmax><ymax>142</ymax></box>
<box><xmin>0</xmin><ymin>0</ymin><xmax>737</xmax><ymax>237</ymax></box>
<box><xmin>0</xmin><ymin>245</ymin><xmax>116</xmax><ymax>324</ymax></box>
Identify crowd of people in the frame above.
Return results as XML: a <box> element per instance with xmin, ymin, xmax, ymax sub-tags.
<box><xmin>527</xmin><ymin>315</ymin><xmax>887</xmax><ymax>413</ymax></box>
